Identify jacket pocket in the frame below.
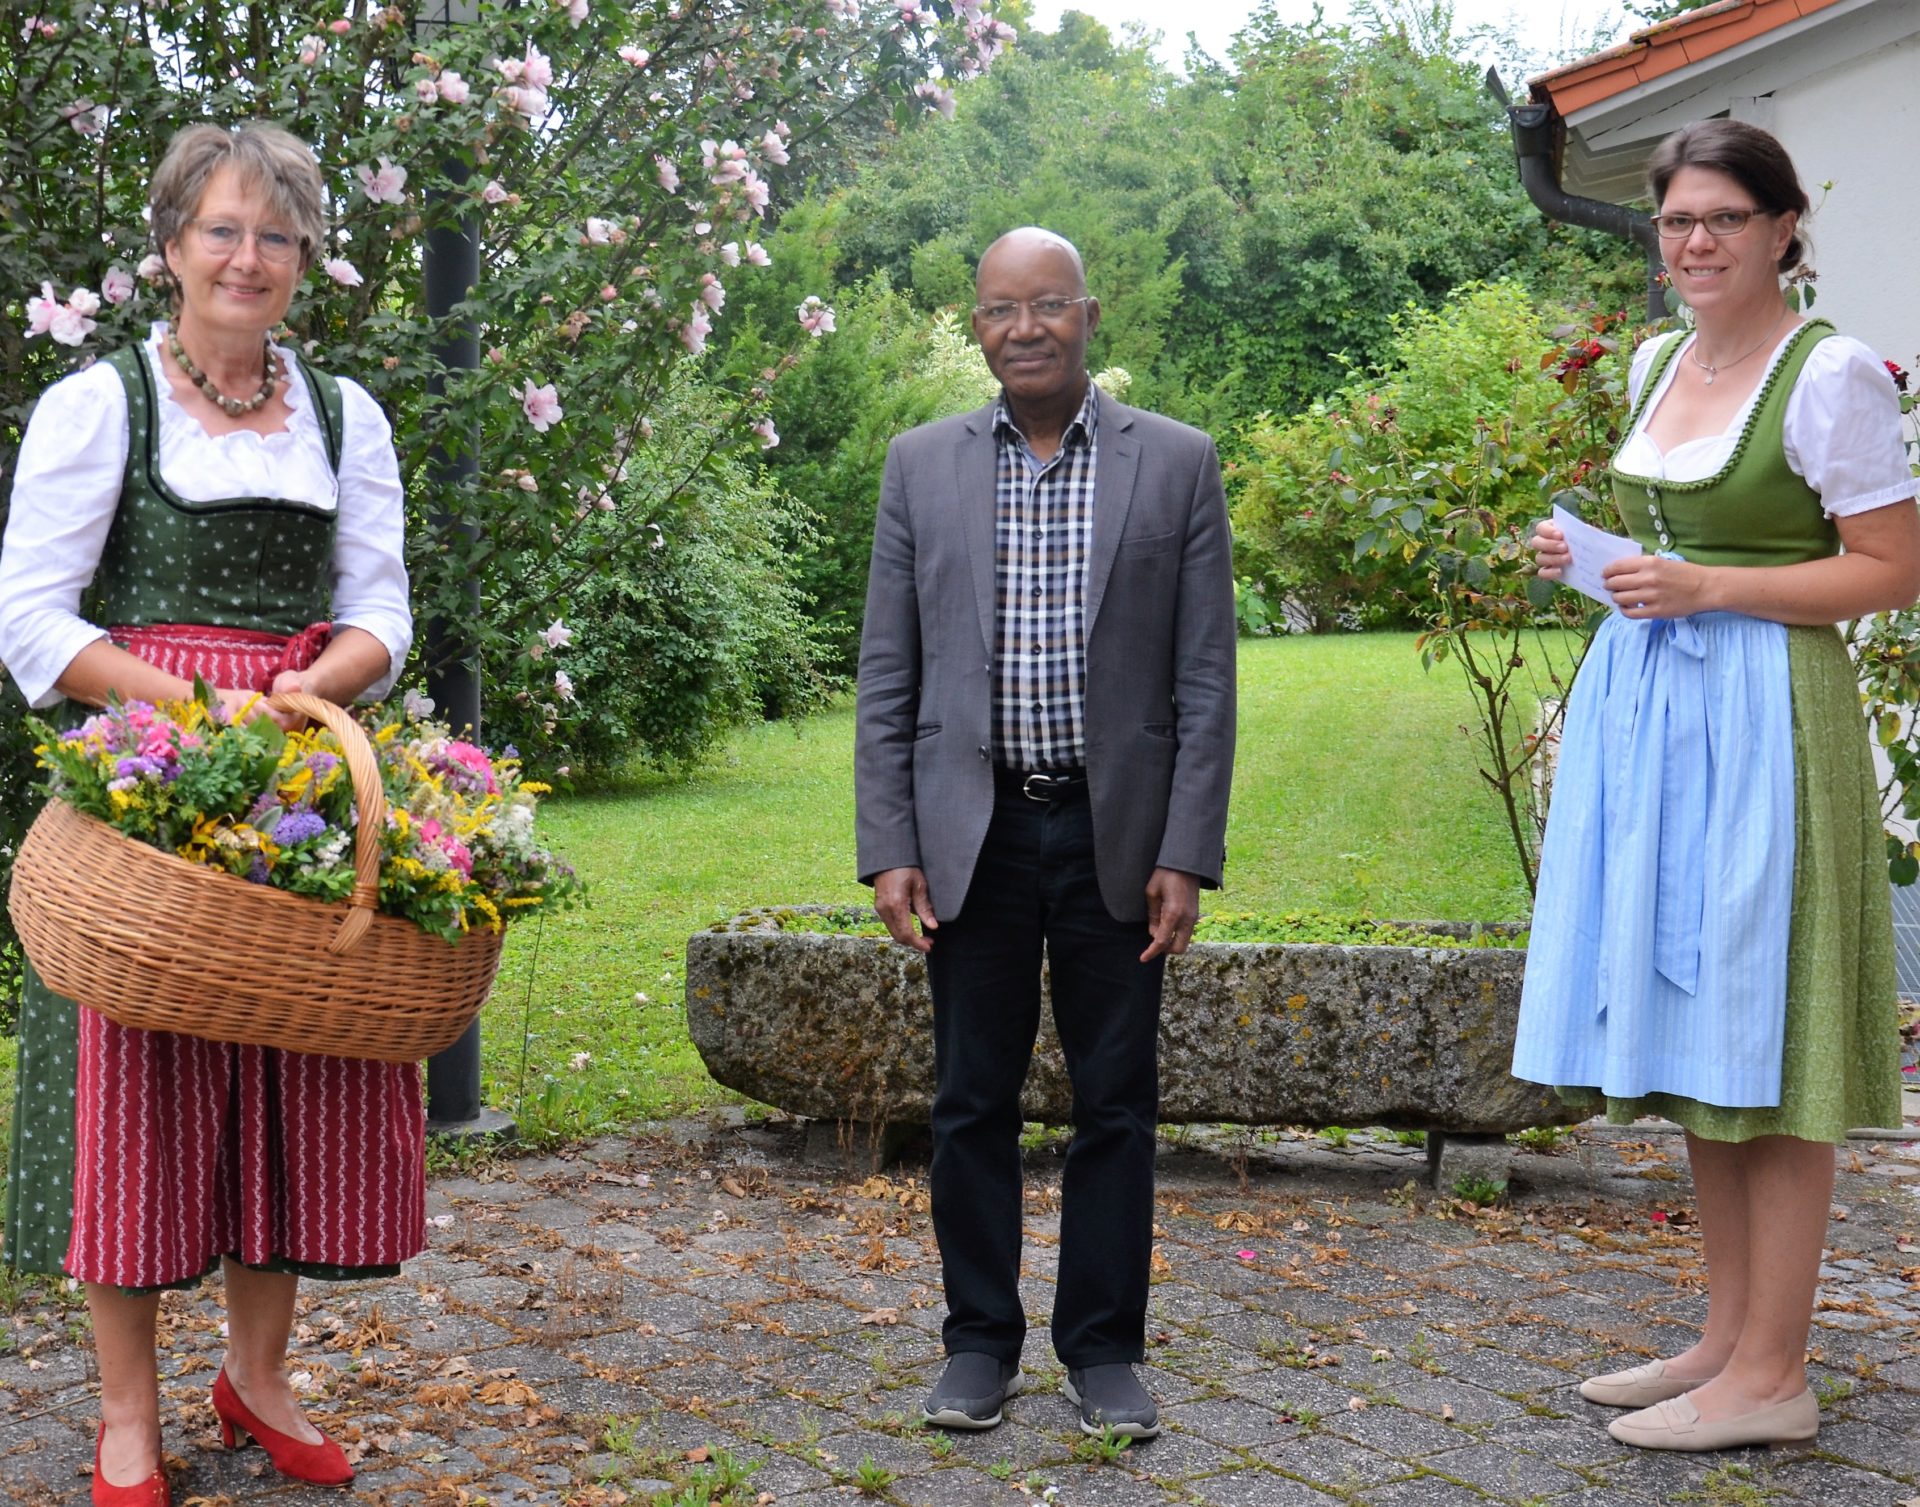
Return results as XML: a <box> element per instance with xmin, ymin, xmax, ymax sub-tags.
<box><xmin>1120</xmin><ymin>528</ymin><xmax>1179</xmax><ymax>556</ymax></box>
<box><xmin>914</xmin><ymin>723</ymin><xmax>943</xmax><ymax>740</ymax></box>
<box><xmin>1142</xmin><ymin>722</ymin><xmax>1176</xmax><ymax>741</ymax></box>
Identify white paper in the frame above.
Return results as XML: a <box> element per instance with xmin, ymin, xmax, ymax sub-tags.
<box><xmin>1550</xmin><ymin>503</ymin><xmax>1643</xmax><ymax>605</ymax></box>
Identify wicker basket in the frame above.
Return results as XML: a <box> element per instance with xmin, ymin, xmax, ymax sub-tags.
<box><xmin>7</xmin><ymin>692</ymin><xmax>503</xmax><ymax>1062</ymax></box>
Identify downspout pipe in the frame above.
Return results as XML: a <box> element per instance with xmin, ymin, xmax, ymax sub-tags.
<box><xmin>1496</xmin><ymin>77</ymin><xmax>1667</xmax><ymax>323</ymax></box>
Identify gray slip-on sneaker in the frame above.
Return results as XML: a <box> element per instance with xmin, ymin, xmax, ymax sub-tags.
<box><xmin>922</xmin><ymin>1352</ymin><xmax>1025</xmax><ymax>1430</ymax></box>
<box><xmin>1063</xmin><ymin>1363</ymin><xmax>1161</xmax><ymax>1439</ymax></box>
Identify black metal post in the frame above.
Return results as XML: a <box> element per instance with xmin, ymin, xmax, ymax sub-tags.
<box><xmin>418</xmin><ymin>0</ymin><xmax>511</xmax><ymax>1142</ymax></box>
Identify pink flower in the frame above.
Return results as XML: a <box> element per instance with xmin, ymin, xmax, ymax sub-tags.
<box><xmin>655</xmin><ymin>156</ymin><xmax>680</xmax><ymax>193</ymax></box>
<box><xmin>101</xmin><ymin>266</ymin><xmax>135</xmax><ymax>305</ymax></box>
<box><xmin>502</xmin><ymin>84</ymin><xmax>548</xmax><ymax>121</ymax></box>
<box><xmin>565</xmin><ymin>0</ymin><xmax>589</xmax><ymax>24</ymax></box>
<box><xmin>436</xmin><ymin>70</ymin><xmax>470</xmax><ymax>103</ymax></box>
<box><xmin>520</xmin><ymin>45</ymin><xmax>553</xmax><ymax>89</ymax></box>
<box><xmin>520</xmin><ymin>379</ymin><xmax>564</xmax><ymax>432</ymax></box>
<box><xmin>402</xmin><ymin>688</ymin><xmax>435</xmax><ymax>719</ymax></box>
<box><xmin>414</xmin><ymin>78</ymin><xmax>440</xmax><ymax>105</ymax></box>
<box><xmin>66</xmin><ymin>286</ymin><xmax>101</xmax><ymax>318</ymax></box>
<box><xmin>583</xmin><ymin>217</ymin><xmax>614</xmax><ymax>245</ymax></box>
<box><xmin>741</xmin><ymin>171</ymin><xmax>770</xmax><ymax>216</ymax></box>
<box><xmin>554</xmin><ymin>669</ymin><xmax>576</xmax><ymax>702</ymax></box>
<box><xmin>323</xmin><ymin>258</ymin><xmax>363</xmax><ymax>287</ymax></box>
<box><xmin>618</xmin><ymin>45</ymin><xmax>649</xmax><ymax>66</ymax></box>
<box><xmin>328</xmin><ymin>17</ymin><xmax>351</xmax><ymax>33</ymax></box>
<box><xmin>1236</xmin><ymin>1249</ymin><xmax>1257</xmax><ymax>1262</ymax></box>
<box><xmin>752</xmin><ymin>417</ymin><xmax>779</xmax><ymax>449</ymax></box>
<box><xmin>297</xmin><ymin>34</ymin><xmax>325</xmax><ymax>64</ymax></box>
<box><xmin>136</xmin><ymin>253</ymin><xmax>166</xmax><ymax>283</ymax></box>
<box><xmin>760</xmin><ymin>129</ymin><xmax>790</xmax><ymax>166</ymax></box>
<box><xmin>24</xmin><ymin>283</ymin><xmax>60</xmax><ymax>336</ymax></box>
<box><xmin>698</xmin><ymin>272</ymin><xmax>725</xmax><ymax>311</ymax></box>
<box><xmin>719</xmin><ymin>242</ymin><xmax>741</xmax><ymax>267</ymax></box>
<box><xmin>542</xmin><ymin>618</ymin><xmax>573</xmax><ymax>649</ymax></box>
<box><xmin>61</xmin><ymin>100</ymin><xmax>106</xmax><ymax>136</ymax></box>
<box><xmin>745</xmin><ymin>242</ymin><xmax>771</xmax><ymax>267</ymax></box>
<box><xmin>796</xmin><ymin>295</ymin><xmax>836</xmax><ymax>337</ymax></box>
<box><xmin>494</xmin><ymin>55</ymin><xmax>524</xmax><ymax>82</ymax></box>
<box><xmin>914</xmin><ymin>80</ymin><xmax>956</xmax><ymax>119</ymax></box>
<box><xmin>439</xmin><ymin>741</ymin><xmax>500</xmax><ymax>794</ymax></box>
<box><xmin>679</xmin><ymin>304</ymin><xmax>712</xmax><ymax>357</ymax></box>
<box><xmin>600</xmin><ymin>284</ymin><xmax>618</xmax><ymax>301</ymax></box>
<box><xmin>357</xmin><ymin>156</ymin><xmax>407</xmax><ymax>205</ymax></box>
<box><xmin>481</xmin><ymin>179</ymin><xmax>508</xmax><ymax>205</ymax></box>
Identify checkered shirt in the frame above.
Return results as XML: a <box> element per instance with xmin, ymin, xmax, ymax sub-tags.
<box><xmin>990</xmin><ymin>382</ymin><xmax>1099</xmax><ymax>771</ymax></box>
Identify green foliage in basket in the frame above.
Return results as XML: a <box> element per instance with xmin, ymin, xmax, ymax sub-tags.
<box><xmin>27</xmin><ymin>687</ymin><xmax>579</xmax><ymax>943</ymax></box>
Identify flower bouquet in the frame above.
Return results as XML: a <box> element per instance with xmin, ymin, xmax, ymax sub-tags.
<box><xmin>6</xmin><ymin>687</ymin><xmax>579</xmax><ymax>1061</ymax></box>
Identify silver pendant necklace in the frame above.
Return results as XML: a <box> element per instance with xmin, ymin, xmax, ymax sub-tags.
<box><xmin>1690</xmin><ymin>307</ymin><xmax>1789</xmax><ymax>387</ymax></box>
<box><xmin>167</xmin><ymin>330</ymin><xmax>278</xmax><ymax>416</ymax></box>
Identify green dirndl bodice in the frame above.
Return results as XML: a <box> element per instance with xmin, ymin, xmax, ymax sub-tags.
<box><xmin>3</xmin><ymin>344</ymin><xmax>344</xmax><ymax>1278</ymax></box>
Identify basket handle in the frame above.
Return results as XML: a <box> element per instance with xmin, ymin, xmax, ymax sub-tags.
<box><xmin>266</xmin><ymin>691</ymin><xmax>386</xmax><ymax>956</ymax></box>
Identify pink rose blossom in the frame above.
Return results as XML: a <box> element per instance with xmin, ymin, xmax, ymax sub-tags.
<box><xmin>436</xmin><ymin>70</ymin><xmax>470</xmax><ymax>103</ymax></box>
<box><xmin>655</xmin><ymin>156</ymin><xmax>680</xmax><ymax>193</ymax></box>
<box><xmin>520</xmin><ymin>45</ymin><xmax>553</xmax><ymax>89</ymax></box>
<box><xmin>698</xmin><ymin>273</ymin><xmax>725</xmax><ymax>311</ymax></box>
<box><xmin>502</xmin><ymin>84</ymin><xmax>548</xmax><ymax>121</ymax></box>
<box><xmin>414</xmin><ymin>77</ymin><xmax>440</xmax><ymax>105</ymax></box>
<box><xmin>520</xmin><ymin>379</ymin><xmax>564</xmax><ymax>432</ymax></box>
<box><xmin>752</xmin><ymin>417</ymin><xmax>779</xmax><ymax>449</ymax></box>
<box><xmin>323</xmin><ymin>258</ymin><xmax>363</xmax><ymax>287</ymax></box>
<box><xmin>796</xmin><ymin>296</ymin><xmax>836</xmax><ymax>337</ymax></box>
<box><xmin>25</xmin><ymin>282</ymin><xmax>60</xmax><ymax>336</ymax></box>
<box><xmin>494</xmin><ymin>55</ymin><xmax>524</xmax><ymax>83</ymax></box>
<box><xmin>745</xmin><ymin>242</ymin><xmax>771</xmax><ymax>267</ymax></box>
<box><xmin>101</xmin><ymin>266</ymin><xmax>135</xmax><ymax>305</ymax></box>
<box><xmin>679</xmin><ymin>304</ymin><xmax>712</xmax><ymax>357</ymax></box>
<box><xmin>357</xmin><ymin>156</ymin><xmax>408</xmax><ymax>205</ymax></box>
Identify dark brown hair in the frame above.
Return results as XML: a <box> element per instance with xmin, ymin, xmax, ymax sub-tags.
<box><xmin>1647</xmin><ymin>119</ymin><xmax>1810</xmax><ymax>274</ymax></box>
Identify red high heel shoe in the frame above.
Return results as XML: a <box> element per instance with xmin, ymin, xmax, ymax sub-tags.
<box><xmin>210</xmin><ymin>1368</ymin><xmax>354</xmax><ymax>1486</ymax></box>
<box><xmin>92</xmin><ymin>1425</ymin><xmax>169</xmax><ymax>1507</ymax></box>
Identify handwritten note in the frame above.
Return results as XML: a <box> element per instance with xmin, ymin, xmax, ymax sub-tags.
<box><xmin>1550</xmin><ymin>504</ymin><xmax>1643</xmax><ymax>606</ymax></box>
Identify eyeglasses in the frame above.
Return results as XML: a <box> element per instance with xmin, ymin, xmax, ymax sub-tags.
<box><xmin>1651</xmin><ymin>208</ymin><xmax>1771</xmax><ymax>240</ymax></box>
<box><xmin>187</xmin><ymin>218</ymin><xmax>301</xmax><ymax>263</ymax></box>
<box><xmin>973</xmin><ymin>296</ymin><xmax>1091</xmax><ymax>325</ymax></box>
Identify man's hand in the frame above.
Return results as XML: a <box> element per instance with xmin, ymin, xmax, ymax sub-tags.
<box><xmin>1141</xmin><ymin>867</ymin><xmax>1200</xmax><ymax>961</ymax></box>
<box><xmin>874</xmin><ymin>866</ymin><xmax>937</xmax><ymax>953</ymax></box>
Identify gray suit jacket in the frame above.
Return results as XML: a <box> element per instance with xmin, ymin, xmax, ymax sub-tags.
<box><xmin>855</xmin><ymin>395</ymin><xmax>1236</xmax><ymax>924</ymax></box>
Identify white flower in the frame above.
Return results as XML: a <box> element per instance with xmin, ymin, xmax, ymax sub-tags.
<box><xmin>61</xmin><ymin>99</ymin><xmax>106</xmax><ymax>136</ymax></box>
<box><xmin>618</xmin><ymin>45</ymin><xmax>649</xmax><ymax>66</ymax></box>
<box><xmin>414</xmin><ymin>77</ymin><xmax>440</xmax><ymax>105</ymax></box>
<box><xmin>698</xmin><ymin>272</ymin><xmax>724</xmax><ymax>311</ymax></box>
<box><xmin>25</xmin><ymin>282</ymin><xmax>59</xmax><ymax>335</ymax></box>
<box><xmin>65</xmin><ymin>286</ymin><xmax>101</xmax><ymax>318</ymax></box>
<box><xmin>796</xmin><ymin>295</ymin><xmax>836</xmax><ymax>337</ymax></box>
<box><xmin>565</xmin><ymin>0</ymin><xmax>589</xmax><ymax>24</ymax></box>
<box><xmin>502</xmin><ymin>84</ymin><xmax>548</xmax><ymax>122</ymax></box>
<box><xmin>680</xmin><ymin>304</ymin><xmax>712</xmax><ymax>357</ymax></box>
<box><xmin>752</xmin><ymin>417</ymin><xmax>779</xmax><ymax>449</ymax></box>
<box><xmin>48</xmin><ymin>304</ymin><xmax>96</xmax><ymax>346</ymax></box>
<box><xmin>656</xmin><ymin>156</ymin><xmax>680</xmax><ymax>193</ymax></box>
<box><xmin>554</xmin><ymin>669</ymin><xmax>576</xmax><ymax>702</ymax></box>
<box><xmin>568</xmin><ymin>1050</ymin><xmax>592</xmax><ymax>1070</ymax></box>
<box><xmin>718</xmin><ymin>242</ymin><xmax>741</xmax><ymax>267</ymax></box>
<box><xmin>745</xmin><ymin>242</ymin><xmax>771</xmax><ymax>267</ymax></box>
<box><xmin>101</xmin><ymin>266</ymin><xmax>135</xmax><ymax>305</ymax></box>
<box><xmin>437</xmin><ymin>70</ymin><xmax>470</xmax><ymax>103</ymax></box>
<box><xmin>136</xmin><ymin>252</ymin><xmax>166</xmax><ymax>282</ymax></box>
<box><xmin>357</xmin><ymin>157</ymin><xmax>408</xmax><ymax>205</ymax></box>
<box><xmin>296</xmin><ymin>34</ymin><xmax>325</xmax><ymax>65</ymax></box>
<box><xmin>403</xmin><ymin>688</ymin><xmax>436</xmax><ymax>719</ymax></box>
<box><xmin>542</xmin><ymin>619</ymin><xmax>573</xmax><ymax>650</ymax></box>
<box><xmin>481</xmin><ymin>179</ymin><xmax>508</xmax><ymax>204</ymax></box>
<box><xmin>322</xmin><ymin>258</ymin><xmax>363</xmax><ymax>287</ymax></box>
<box><xmin>584</xmin><ymin>217</ymin><xmax>613</xmax><ymax>244</ymax></box>
<box><xmin>760</xmin><ymin>128</ymin><xmax>790</xmax><ymax>166</ymax></box>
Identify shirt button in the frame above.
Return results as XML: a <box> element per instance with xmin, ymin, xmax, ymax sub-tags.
<box><xmin>1031</xmin><ymin>528</ymin><xmax>1043</xmax><ymax>540</ymax></box>
<box><xmin>1032</xmin><ymin>644</ymin><xmax>1043</xmax><ymax>654</ymax></box>
<box><xmin>1658</xmin><ymin>533</ymin><xmax>1671</xmax><ymax>547</ymax></box>
<box><xmin>1032</xmin><ymin>701</ymin><xmax>1043</xmax><ymax>712</ymax></box>
<box><xmin>978</xmin><ymin>745</ymin><xmax>989</xmax><ymax>760</ymax></box>
<box><xmin>1031</xmin><ymin>586</ymin><xmax>1042</xmax><ymax>598</ymax></box>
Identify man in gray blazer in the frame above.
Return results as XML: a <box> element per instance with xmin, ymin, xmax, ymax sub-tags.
<box><xmin>855</xmin><ymin>227</ymin><xmax>1236</xmax><ymax>1439</ymax></box>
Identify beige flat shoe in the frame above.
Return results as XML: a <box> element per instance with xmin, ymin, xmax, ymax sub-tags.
<box><xmin>1607</xmin><ymin>1389</ymin><xmax>1819</xmax><ymax>1452</ymax></box>
<box><xmin>1579</xmin><ymin>1358</ymin><xmax>1706</xmax><ymax>1408</ymax></box>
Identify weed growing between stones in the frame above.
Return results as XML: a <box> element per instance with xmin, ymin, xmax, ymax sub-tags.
<box><xmin>1452</xmin><ymin>1174</ymin><xmax>1508</xmax><ymax>1207</ymax></box>
<box><xmin>1071</xmin><ymin>1424</ymin><xmax>1134</xmax><ymax>1465</ymax></box>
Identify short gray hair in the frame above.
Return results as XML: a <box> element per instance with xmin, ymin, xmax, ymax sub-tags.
<box><xmin>149</xmin><ymin>122</ymin><xmax>328</xmax><ymax>279</ymax></box>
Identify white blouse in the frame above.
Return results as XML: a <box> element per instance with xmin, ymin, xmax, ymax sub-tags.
<box><xmin>0</xmin><ymin>323</ymin><xmax>411</xmax><ymax>709</ymax></box>
<box><xmin>1614</xmin><ymin>327</ymin><xmax>1914</xmax><ymax>512</ymax></box>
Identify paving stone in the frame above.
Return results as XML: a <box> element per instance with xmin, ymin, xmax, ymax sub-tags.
<box><xmin>1420</xmin><ymin>1440</ymin><xmax>1584</xmax><ymax>1497</ymax></box>
<box><xmin>1164</xmin><ymin>1398</ymin><xmax>1311</xmax><ymax>1449</ymax></box>
<box><xmin>1320</xmin><ymin>1401</ymin><xmax>1475</xmax><ymax>1457</ymax></box>
<box><xmin>1252</xmin><ymin>1430</ymin><xmax>1403</xmax><ymax>1489</ymax></box>
<box><xmin>1182</xmin><ymin>1470</ymin><xmax>1343</xmax><ymax>1506</ymax></box>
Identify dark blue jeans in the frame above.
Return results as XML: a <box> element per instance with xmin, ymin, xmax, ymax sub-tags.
<box><xmin>925</xmin><ymin>783</ymin><xmax>1164</xmax><ymax>1368</ymax></box>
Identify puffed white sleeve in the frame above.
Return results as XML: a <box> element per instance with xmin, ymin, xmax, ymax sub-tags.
<box><xmin>0</xmin><ymin>362</ymin><xmax>127</xmax><ymax>709</ymax></box>
<box><xmin>1626</xmin><ymin>331</ymin><xmax>1675</xmax><ymax>409</ymax></box>
<box><xmin>1784</xmin><ymin>336</ymin><xmax>1916</xmax><ymax>517</ymax></box>
<box><xmin>329</xmin><ymin>378</ymin><xmax>412</xmax><ymax>702</ymax></box>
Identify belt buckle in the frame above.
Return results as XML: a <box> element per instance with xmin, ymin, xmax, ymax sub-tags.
<box><xmin>1021</xmin><ymin>772</ymin><xmax>1056</xmax><ymax>802</ymax></box>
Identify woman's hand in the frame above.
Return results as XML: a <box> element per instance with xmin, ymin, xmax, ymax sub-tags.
<box><xmin>1530</xmin><ymin>518</ymin><xmax>1570</xmax><ymax>581</ymax></box>
<box><xmin>217</xmin><ymin>682</ymin><xmax>305</xmax><ymax>732</ymax></box>
<box><xmin>1601</xmin><ymin>554</ymin><xmax>1715</xmax><ymax>620</ymax></box>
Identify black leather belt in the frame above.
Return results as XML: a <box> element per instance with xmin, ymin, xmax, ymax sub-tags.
<box><xmin>995</xmin><ymin>766</ymin><xmax>1089</xmax><ymax>802</ymax></box>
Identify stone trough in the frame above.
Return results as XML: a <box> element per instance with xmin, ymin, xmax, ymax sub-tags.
<box><xmin>683</xmin><ymin>908</ymin><xmax>1579</xmax><ymax>1185</ymax></box>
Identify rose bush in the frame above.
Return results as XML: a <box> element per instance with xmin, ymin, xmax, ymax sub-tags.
<box><xmin>0</xmin><ymin>0</ymin><xmax>1010</xmax><ymax>1014</ymax></box>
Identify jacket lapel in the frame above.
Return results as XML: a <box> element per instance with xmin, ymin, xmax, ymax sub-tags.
<box><xmin>957</xmin><ymin>404</ymin><xmax>1000</xmax><ymax>657</ymax></box>
<box><xmin>1085</xmin><ymin>399</ymin><xmax>1140</xmax><ymax>638</ymax></box>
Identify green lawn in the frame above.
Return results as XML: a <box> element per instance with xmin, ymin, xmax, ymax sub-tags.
<box><xmin>479</xmin><ymin>631</ymin><xmax>1547</xmax><ymax>1137</ymax></box>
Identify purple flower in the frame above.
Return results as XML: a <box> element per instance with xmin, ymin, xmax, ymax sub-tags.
<box><xmin>276</xmin><ymin>809</ymin><xmax>329</xmax><ymax>845</ymax></box>
<box><xmin>246</xmin><ymin>856</ymin><xmax>271</xmax><ymax>884</ymax></box>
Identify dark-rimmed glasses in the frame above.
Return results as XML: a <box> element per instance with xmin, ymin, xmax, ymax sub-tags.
<box><xmin>1651</xmin><ymin>208</ymin><xmax>1771</xmax><ymax>240</ymax></box>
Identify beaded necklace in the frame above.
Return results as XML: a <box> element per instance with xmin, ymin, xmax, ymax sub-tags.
<box><xmin>166</xmin><ymin>330</ymin><xmax>278</xmax><ymax>416</ymax></box>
